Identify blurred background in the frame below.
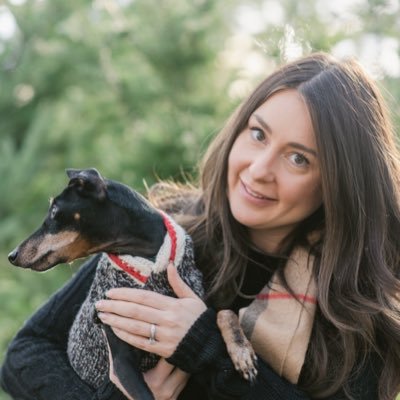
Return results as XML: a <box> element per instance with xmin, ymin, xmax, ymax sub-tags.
<box><xmin>0</xmin><ymin>0</ymin><xmax>399</xmax><ymax>398</ymax></box>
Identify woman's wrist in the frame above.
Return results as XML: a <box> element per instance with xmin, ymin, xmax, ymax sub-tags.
<box><xmin>166</xmin><ymin>307</ymin><xmax>225</xmax><ymax>373</ymax></box>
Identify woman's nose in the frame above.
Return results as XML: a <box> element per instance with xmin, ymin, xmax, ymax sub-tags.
<box><xmin>248</xmin><ymin>151</ymin><xmax>277</xmax><ymax>182</ymax></box>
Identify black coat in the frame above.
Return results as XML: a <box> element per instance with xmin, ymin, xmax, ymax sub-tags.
<box><xmin>1</xmin><ymin>255</ymin><xmax>379</xmax><ymax>399</ymax></box>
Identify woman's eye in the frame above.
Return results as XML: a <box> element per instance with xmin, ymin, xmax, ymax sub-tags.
<box><xmin>289</xmin><ymin>153</ymin><xmax>309</xmax><ymax>167</ymax></box>
<box><xmin>250</xmin><ymin>128</ymin><xmax>265</xmax><ymax>142</ymax></box>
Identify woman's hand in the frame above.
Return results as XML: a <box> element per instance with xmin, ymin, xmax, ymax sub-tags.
<box><xmin>109</xmin><ymin>355</ymin><xmax>189</xmax><ymax>400</ymax></box>
<box><xmin>143</xmin><ymin>358</ymin><xmax>190</xmax><ymax>400</ymax></box>
<box><xmin>107</xmin><ymin>341</ymin><xmax>189</xmax><ymax>400</ymax></box>
<box><xmin>96</xmin><ymin>263</ymin><xmax>207</xmax><ymax>358</ymax></box>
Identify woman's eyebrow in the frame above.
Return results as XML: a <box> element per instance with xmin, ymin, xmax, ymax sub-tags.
<box><xmin>289</xmin><ymin>142</ymin><xmax>318</xmax><ymax>157</ymax></box>
<box><xmin>254</xmin><ymin>114</ymin><xmax>272</xmax><ymax>134</ymax></box>
<box><xmin>253</xmin><ymin>113</ymin><xmax>317</xmax><ymax>158</ymax></box>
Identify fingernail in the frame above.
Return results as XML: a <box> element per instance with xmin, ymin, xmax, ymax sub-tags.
<box><xmin>97</xmin><ymin>312</ymin><xmax>106</xmax><ymax>321</ymax></box>
<box><xmin>95</xmin><ymin>301</ymin><xmax>104</xmax><ymax>310</ymax></box>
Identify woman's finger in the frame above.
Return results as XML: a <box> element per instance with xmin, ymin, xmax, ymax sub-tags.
<box><xmin>144</xmin><ymin>359</ymin><xmax>190</xmax><ymax>400</ymax></box>
<box><xmin>145</xmin><ymin>358</ymin><xmax>175</xmax><ymax>379</ymax></box>
<box><xmin>105</xmin><ymin>286</ymin><xmax>178</xmax><ymax>310</ymax></box>
<box><xmin>167</xmin><ymin>263</ymin><xmax>200</xmax><ymax>299</ymax></box>
<box><xmin>164</xmin><ymin>365</ymin><xmax>190</xmax><ymax>394</ymax></box>
<box><xmin>110</xmin><ymin>326</ymin><xmax>175</xmax><ymax>358</ymax></box>
<box><xmin>97</xmin><ymin>312</ymin><xmax>159</xmax><ymax>339</ymax></box>
<box><xmin>96</xmin><ymin>298</ymin><xmax>162</xmax><ymax>322</ymax></box>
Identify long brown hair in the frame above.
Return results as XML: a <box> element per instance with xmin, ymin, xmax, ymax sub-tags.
<box><xmin>149</xmin><ymin>53</ymin><xmax>400</xmax><ymax>398</ymax></box>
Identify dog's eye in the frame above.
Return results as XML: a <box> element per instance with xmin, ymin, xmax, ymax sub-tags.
<box><xmin>50</xmin><ymin>205</ymin><xmax>58</xmax><ymax>219</ymax></box>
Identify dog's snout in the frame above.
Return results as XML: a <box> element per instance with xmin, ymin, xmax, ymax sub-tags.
<box><xmin>8</xmin><ymin>249</ymin><xmax>19</xmax><ymax>265</ymax></box>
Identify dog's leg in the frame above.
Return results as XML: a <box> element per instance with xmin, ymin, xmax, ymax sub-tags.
<box><xmin>217</xmin><ymin>310</ymin><xmax>258</xmax><ymax>383</ymax></box>
<box><xmin>103</xmin><ymin>325</ymin><xmax>155</xmax><ymax>400</ymax></box>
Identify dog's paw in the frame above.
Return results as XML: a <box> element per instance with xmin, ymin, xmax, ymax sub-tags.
<box><xmin>228</xmin><ymin>340</ymin><xmax>258</xmax><ymax>382</ymax></box>
<box><xmin>217</xmin><ymin>309</ymin><xmax>258</xmax><ymax>383</ymax></box>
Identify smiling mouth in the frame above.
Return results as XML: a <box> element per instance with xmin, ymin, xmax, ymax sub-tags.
<box><xmin>241</xmin><ymin>180</ymin><xmax>277</xmax><ymax>201</ymax></box>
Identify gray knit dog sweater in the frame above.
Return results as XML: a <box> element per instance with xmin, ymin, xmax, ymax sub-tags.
<box><xmin>67</xmin><ymin>213</ymin><xmax>204</xmax><ymax>389</ymax></box>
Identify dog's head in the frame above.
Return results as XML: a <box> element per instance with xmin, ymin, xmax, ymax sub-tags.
<box><xmin>8</xmin><ymin>168</ymin><xmax>165</xmax><ymax>271</ymax></box>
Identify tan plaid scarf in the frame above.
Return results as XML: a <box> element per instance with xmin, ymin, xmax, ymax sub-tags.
<box><xmin>239</xmin><ymin>246</ymin><xmax>317</xmax><ymax>384</ymax></box>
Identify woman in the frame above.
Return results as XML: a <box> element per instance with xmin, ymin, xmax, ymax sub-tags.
<box><xmin>1</xmin><ymin>53</ymin><xmax>400</xmax><ymax>399</ymax></box>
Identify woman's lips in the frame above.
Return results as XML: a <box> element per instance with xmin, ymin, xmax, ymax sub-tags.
<box><xmin>241</xmin><ymin>180</ymin><xmax>277</xmax><ymax>201</ymax></box>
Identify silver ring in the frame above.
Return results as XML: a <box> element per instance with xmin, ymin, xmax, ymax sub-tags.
<box><xmin>149</xmin><ymin>323</ymin><xmax>157</xmax><ymax>344</ymax></box>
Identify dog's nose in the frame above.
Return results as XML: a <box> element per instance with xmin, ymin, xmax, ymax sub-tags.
<box><xmin>8</xmin><ymin>249</ymin><xmax>19</xmax><ymax>264</ymax></box>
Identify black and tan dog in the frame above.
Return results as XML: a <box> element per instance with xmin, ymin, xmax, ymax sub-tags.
<box><xmin>8</xmin><ymin>168</ymin><xmax>257</xmax><ymax>399</ymax></box>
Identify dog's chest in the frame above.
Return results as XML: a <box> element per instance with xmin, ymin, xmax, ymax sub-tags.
<box><xmin>67</xmin><ymin>240</ymin><xmax>204</xmax><ymax>390</ymax></box>
<box><xmin>67</xmin><ymin>254</ymin><xmax>170</xmax><ymax>389</ymax></box>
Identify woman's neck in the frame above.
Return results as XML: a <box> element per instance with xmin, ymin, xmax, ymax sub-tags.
<box><xmin>249</xmin><ymin>229</ymin><xmax>290</xmax><ymax>254</ymax></box>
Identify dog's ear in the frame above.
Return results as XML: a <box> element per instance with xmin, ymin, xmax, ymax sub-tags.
<box><xmin>66</xmin><ymin>168</ymin><xmax>106</xmax><ymax>201</ymax></box>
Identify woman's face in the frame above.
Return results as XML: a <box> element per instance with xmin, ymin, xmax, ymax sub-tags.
<box><xmin>227</xmin><ymin>89</ymin><xmax>322</xmax><ymax>252</ymax></box>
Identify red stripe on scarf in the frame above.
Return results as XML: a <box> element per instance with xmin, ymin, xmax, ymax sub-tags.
<box><xmin>108</xmin><ymin>212</ymin><xmax>177</xmax><ymax>281</ymax></box>
<box><xmin>160</xmin><ymin>212</ymin><xmax>177</xmax><ymax>262</ymax></box>
<box><xmin>107</xmin><ymin>254</ymin><xmax>149</xmax><ymax>283</ymax></box>
<box><xmin>257</xmin><ymin>293</ymin><xmax>317</xmax><ymax>304</ymax></box>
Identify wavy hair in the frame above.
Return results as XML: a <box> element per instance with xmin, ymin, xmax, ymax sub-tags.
<box><xmin>149</xmin><ymin>53</ymin><xmax>400</xmax><ymax>398</ymax></box>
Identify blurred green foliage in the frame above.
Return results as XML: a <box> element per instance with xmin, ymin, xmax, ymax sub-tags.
<box><xmin>0</xmin><ymin>0</ymin><xmax>399</xmax><ymax>399</ymax></box>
